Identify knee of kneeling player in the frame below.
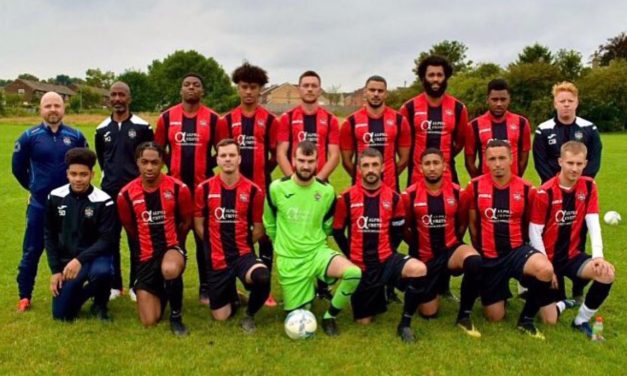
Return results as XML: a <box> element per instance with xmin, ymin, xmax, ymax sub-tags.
<box><xmin>250</xmin><ymin>266</ymin><xmax>270</xmax><ymax>286</ymax></box>
<box><xmin>463</xmin><ymin>255</ymin><xmax>482</xmax><ymax>276</ymax></box>
<box><xmin>161</xmin><ymin>264</ymin><xmax>181</xmax><ymax>280</ymax></box>
<box><xmin>535</xmin><ymin>262</ymin><xmax>554</xmax><ymax>282</ymax></box>
<box><xmin>342</xmin><ymin>266</ymin><xmax>362</xmax><ymax>284</ymax></box>
<box><xmin>406</xmin><ymin>260</ymin><xmax>427</xmax><ymax>278</ymax></box>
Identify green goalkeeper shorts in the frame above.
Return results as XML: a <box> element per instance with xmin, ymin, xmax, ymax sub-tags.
<box><xmin>276</xmin><ymin>246</ymin><xmax>340</xmax><ymax>311</ymax></box>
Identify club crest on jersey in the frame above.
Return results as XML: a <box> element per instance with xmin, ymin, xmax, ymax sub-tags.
<box><xmin>509</xmin><ymin>124</ymin><xmax>518</xmax><ymax>131</ymax></box>
<box><xmin>445</xmin><ymin>109</ymin><xmax>454</xmax><ymax>116</ymax></box>
<box><xmin>320</xmin><ymin>119</ymin><xmax>327</xmax><ymax>125</ymax></box>
<box><xmin>386</xmin><ymin>119</ymin><xmax>394</xmax><ymax>126</ymax></box>
<box><xmin>84</xmin><ymin>206</ymin><xmax>94</xmax><ymax>218</ymax></box>
<box><xmin>128</xmin><ymin>129</ymin><xmax>137</xmax><ymax>139</ymax></box>
<box><xmin>314</xmin><ymin>192</ymin><xmax>321</xmax><ymax>201</ymax></box>
<box><xmin>257</xmin><ymin>120</ymin><xmax>265</xmax><ymax>127</ymax></box>
<box><xmin>239</xmin><ymin>193</ymin><xmax>249</xmax><ymax>202</ymax></box>
<box><xmin>57</xmin><ymin>205</ymin><xmax>67</xmax><ymax>216</ymax></box>
<box><xmin>513</xmin><ymin>193</ymin><xmax>522</xmax><ymax>201</ymax></box>
<box><xmin>574</xmin><ymin>131</ymin><xmax>583</xmax><ymax>140</ymax></box>
<box><xmin>199</xmin><ymin>120</ymin><xmax>207</xmax><ymax>127</ymax></box>
<box><xmin>63</xmin><ymin>136</ymin><xmax>72</xmax><ymax>145</ymax></box>
<box><xmin>577</xmin><ymin>193</ymin><xmax>586</xmax><ymax>201</ymax></box>
<box><xmin>382</xmin><ymin>200</ymin><xmax>391</xmax><ymax>210</ymax></box>
<box><xmin>163</xmin><ymin>190</ymin><xmax>174</xmax><ymax>200</ymax></box>
<box><xmin>447</xmin><ymin>198</ymin><xmax>456</xmax><ymax>206</ymax></box>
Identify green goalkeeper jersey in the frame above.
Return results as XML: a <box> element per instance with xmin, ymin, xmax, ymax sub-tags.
<box><xmin>263</xmin><ymin>176</ymin><xmax>336</xmax><ymax>258</ymax></box>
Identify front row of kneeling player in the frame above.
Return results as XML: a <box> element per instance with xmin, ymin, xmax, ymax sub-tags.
<box><xmin>45</xmin><ymin>138</ymin><xmax>614</xmax><ymax>341</ymax></box>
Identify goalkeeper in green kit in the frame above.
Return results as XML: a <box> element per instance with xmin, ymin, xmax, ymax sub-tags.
<box><xmin>264</xmin><ymin>140</ymin><xmax>362</xmax><ymax>336</ymax></box>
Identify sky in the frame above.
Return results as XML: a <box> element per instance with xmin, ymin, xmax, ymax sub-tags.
<box><xmin>1</xmin><ymin>0</ymin><xmax>625</xmax><ymax>91</ymax></box>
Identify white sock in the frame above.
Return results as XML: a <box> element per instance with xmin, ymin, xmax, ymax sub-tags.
<box><xmin>556</xmin><ymin>301</ymin><xmax>566</xmax><ymax>315</ymax></box>
<box><xmin>574</xmin><ymin>304</ymin><xmax>597</xmax><ymax>325</ymax></box>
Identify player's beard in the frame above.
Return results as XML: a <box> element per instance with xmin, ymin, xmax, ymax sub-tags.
<box><xmin>422</xmin><ymin>78</ymin><xmax>447</xmax><ymax>98</ymax></box>
<box><xmin>295</xmin><ymin>168</ymin><xmax>314</xmax><ymax>182</ymax></box>
<box><xmin>425</xmin><ymin>175</ymin><xmax>443</xmax><ymax>184</ymax></box>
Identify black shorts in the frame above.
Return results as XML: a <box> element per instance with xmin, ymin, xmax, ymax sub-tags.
<box><xmin>207</xmin><ymin>253</ymin><xmax>264</xmax><ymax>310</ymax></box>
<box><xmin>134</xmin><ymin>246</ymin><xmax>186</xmax><ymax>298</ymax></box>
<box><xmin>550</xmin><ymin>253</ymin><xmax>592</xmax><ymax>301</ymax></box>
<box><xmin>480</xmin><ymin>245</ymin><xmax>540</xmax><ymax>306</ymax></box>
<box><xmin>419</xmin><ymin>242</ymin><xmax>465</xmax><ymax>303</ymax></box>
<box><xmin>351</xmin><ymin>253</ymin><xmax>411</xmax><ymax>320</ymax></box>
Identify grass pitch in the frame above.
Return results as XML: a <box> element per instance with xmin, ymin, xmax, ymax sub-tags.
<box><xmin>0</xmin><ymin>115</ymin><xmax>625</xmax><ymax>375</ymax></box>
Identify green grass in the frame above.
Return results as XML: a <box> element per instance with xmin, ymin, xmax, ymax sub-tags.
<box><xmin>1</xmin><ymin>119</ymin><xmax>625</xmax><ymax>375</ymax></box>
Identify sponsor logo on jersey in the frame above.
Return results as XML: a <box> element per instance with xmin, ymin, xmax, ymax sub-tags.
<box><xmin>484</xmin><ymin>208</ymin><xmax>511</xmax><ymax>223</ymax></box>
<box><xmin>555</xmin><ymin>209</ymin><xmax>577</xmax><ymax>225</ymax></box>
<box><xmin>208</xmin><ymin>193</ymin><xmax>221</xmax><ymax>199</ymax></box>
<box><xmin>421</xmin><ymin>214</ymin><xmax>447</xmax><ymax>228</ymax></box>
<box><xmin>356</xmin><ymin>216</ymin><xmax>382</xmax><ymax>232</ymax></box>
<box><xmin>214</xmin><ymin>207</ymin><xmax>238</xmax><ymax>223</ymax></box>
<box><xmin>141</xmin><ymin>210</ymin><xmax>166</xmax><ymax>225</ymax></box>
<box><xmin>57</xmin><ymin>205</ymin><xmax>67</xmax><ymax>216</ymax></box>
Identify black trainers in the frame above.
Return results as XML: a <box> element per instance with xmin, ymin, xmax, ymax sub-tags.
<box><xmin>241</xmin><ymin>315</ymin><xmax>256</xmax><ymax>333</ymax></box>
<box><xmin>517</xmin><ymin>319</ymin><xmax>545</xmax><ymax>340</ymax></box>
<box><xmin>90</xmin><ymin>304</ymin><xmax>112</xmax><ymax>322</ymax></box>
<box><xmin>571</xmin><ymin>320</ymin><xmax>593</xmax><ymax>338</ymax></box>
<box><xmin>456</xmin><ymin>316</ymin><xmax>481</xmax><ymax>338</ymax></box>
<box><xmin>397</xmin><ymin>325</ymin><xmax>416</xmax><ymax>343</ymax></box>
<box><xmin>321</xmin><ymin>317</ymin><xmax>339</xmax><ymax>336</ymax></box>
<box><xmin>170</xmin><ymin>318</ymin><xmax>189</xmax><ymax>336</ymax></box>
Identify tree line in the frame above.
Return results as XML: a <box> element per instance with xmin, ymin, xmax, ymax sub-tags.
<box><xmin>1</xmin><ymin>32</ymin><xmax>626</xmax><ymax>131</ymax></box>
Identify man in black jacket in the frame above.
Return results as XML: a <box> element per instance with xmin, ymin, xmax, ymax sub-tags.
<box><xmin>45</xmin><ymin>148</ymin><xmax>115</xmax><ymax>321</ymax></box>
<box><xmin>95</xmin><ymin>81</ymin><xmax>153</xmax><ymax>300</ymax></box>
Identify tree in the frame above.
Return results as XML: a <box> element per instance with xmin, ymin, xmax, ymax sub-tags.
<box><xmin>50</xmin><ymin>74</ymin><xmax>73</xmax><ymax>86</ymax></box>
<box><xmin>324</xmin><ymin>84</ymin><xmax>342</xmax><ymax>106</ymax></box>
<box><xmin>17</xmin><ymin>73</ymin><xmax>39</xmax><ymax>81</ymax></box>
<box><xmin>506</xmin><ymin>62</ymin><xmax>561</xmax><ymax>126</ymax></box>
<box><xmin>147</xmin><ymin>50</ymin><xmax>236</xmax><ymax>112</ymax></box>
<box><xmin>116</xmin><ymin>70</ymin><xmax>158</xmax><ymax>112</ymax></box>
<box><xmin>0</xmin><ymin>90</ymin><xmax>5</xmax><ymax>116</ymax></box>
<box><xmin>555</xmin><ymin>49</ymin><xmax>584</xmax><ymax>81</ymax></box>
<box><xmin>577</xmin><ymin>59</ymin><xmax>627</xmax><ymax>131</ymax></box>
<box><xmin>446</xmin><ymin>64</ymin><xmax>504</xmax><ymax>118</ymax></box>
<box><xmin>85</xmin><ymin>68</ymin><xmax>116</xmax><ymax>89</ymax></box>
<box><xmin>69</xmin><ymin>87</ymin><xmax>102</xmax><ymax>113</ymax></box>
<box><xmin>592</xmin><ymin>32</ymin><xmax>627</xmax><ymax>66</ymax></box>
<box><xmin>413</xmin><ymin>40</ymin><xmax>473</xmax><ymax>79</ymax></box>
<box><xmin>515</xmin><ymin>43</ymin><xmax>554</xmax><ymax>65</ymax></box>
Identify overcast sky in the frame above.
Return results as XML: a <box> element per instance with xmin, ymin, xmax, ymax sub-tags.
<box><xmin>1</xmin><ymin>1</ymin><xmax>625</xmax><ymax>91</ymax></box>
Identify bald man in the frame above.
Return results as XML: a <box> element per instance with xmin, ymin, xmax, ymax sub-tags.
<box><xmin>95</xmin><ymin>81</ymin><xmax>153</xmax><ymax>300</ymax></box>
<box><xmin>12</xmin><ymin>92</ymin><xmax>88</xmax><ymax>312</ymax></box>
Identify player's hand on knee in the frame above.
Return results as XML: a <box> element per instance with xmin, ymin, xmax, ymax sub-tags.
<box><xmin>50</xmin><ymin>273</ymin><xmax>63</xmax><ymax>296</ymax></box>
<box><xmin>62</xmin><ymin>258</ymin><xmax>82</xmax><ymax>280</ymax></box>
<box><xmin>550</xmin><ymin>274</ymin><xmax>559</xmax><ymax>290</ymax></box>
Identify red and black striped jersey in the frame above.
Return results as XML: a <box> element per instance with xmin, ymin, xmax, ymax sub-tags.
<box><xmin>465</xmin><ymin>111</ymin><xmax>531</xmax><ymax>176</ymax></box>
<box><xmin>117</xmin><ymin>175</ymin><xmax>193</xmax><ymax>262</ymax></box>
<box><xmin>400</xmin><ymin>93</ymin><xmax>468</xmax><ymax>185</ymax></box>
<box><xmin>154</xmin><ymin>104</ymin><xmax>220</xmax><ymax>190</ymax></box>
<box><xmin>402</xmin><ymin>180</ymin><xmax>467</xmax><ymax>262</ymax></box>
<box><xmin>194</xmin><ymin>175</ymin><xmax>264</xmax><ymax>271</ymax></box>
<box><xmin>466</xmin><ymin>174</ymin><xmax>535</xmax><ymax>259</ymax></box>
<box><xmin>340</xmin><ymin>107</ymin><xmax>411</xmax><ymax>192</ymax></box>
<box><xmin>216</xmin><ymin>106</ymin><xmax>279</xmax><ymax>194</ymax></box>
<box><xmin>530</xmin><ymin>176</ymin><xmax>599</xmax><ymax>266</ymax></box>
<box><xmin>333</xmin><ymin>183</ymin><xmax>404</xmax><ymax>271</ymax></box>
<box><xmin>278</xmin><ymin>105</ymin><xmax>339</xmax><ymax>173</ymax></box>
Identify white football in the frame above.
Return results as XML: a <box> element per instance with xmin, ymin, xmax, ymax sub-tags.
<box><xmin>284</xmin><ymin>309</ymin><xmax>317</xmax><ymax>340</ymax></box>
<box><xmin>604</xmin><ymin>211</ymin><xmax>622</xmax><ymax>226</ymax></box>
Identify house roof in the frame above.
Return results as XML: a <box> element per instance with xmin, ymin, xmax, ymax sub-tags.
<box><xmin>15</xmin><ymin>79</ymin><xmax>76</xmax><ymax>96</ymax></box>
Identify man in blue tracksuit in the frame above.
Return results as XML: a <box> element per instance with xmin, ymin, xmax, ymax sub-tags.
<box><xmin>12</xmin><ymin>91</ymin><xmax>88</xmax><ymax>311</ymax></box>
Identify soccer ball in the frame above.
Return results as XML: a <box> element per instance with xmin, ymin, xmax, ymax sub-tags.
<box><xmin>284</xmin><ymin>309</ymin><xmax>317</xmax><ymax>339</ymax></box>
<box><xmin>603</xmin><ymin>211</ymin><xmax>622</xmax><ymax>226</ymax></box>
